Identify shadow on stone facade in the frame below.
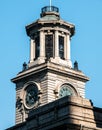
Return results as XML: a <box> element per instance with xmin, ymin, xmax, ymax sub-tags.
<box><xmin>93</xmin><ymin>107</ymin><xmax>102</xmax><ymax>128</ymax></box>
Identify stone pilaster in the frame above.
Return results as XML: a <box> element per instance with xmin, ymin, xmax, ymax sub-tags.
<box><xmin>66</xmin><ymin>34</ymin><xmax>72</xmax><ymax>67</ymax></box>
<box><xmin>55</xmin><ymin>30</ymin><xmax>59</xmax><ymax>58</ymax></box>
<box><xmin>40</xmin><ymin>31</ymin><xmax>45</xmax><ymax>58</ymax></box>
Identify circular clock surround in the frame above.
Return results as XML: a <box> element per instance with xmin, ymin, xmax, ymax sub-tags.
<box><xmin>24</xmin><ymin>83</ymin><xmax>39</xmax><ymax>109</ymax></box>
<box><xmin>59</xmin><ymin>84</ymin><xmax>76</xmax><ymax>98</ymax></box>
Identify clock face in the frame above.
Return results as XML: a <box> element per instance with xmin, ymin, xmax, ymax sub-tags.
<box><xmin>25</xmin><ymin>84</ymin><xmax>38</xmax><ymax>109</ymax></box>
<box><xmin>59</xmin><ymin>84</ymin><xmax>75</xmax><ymax>98</ymax></box>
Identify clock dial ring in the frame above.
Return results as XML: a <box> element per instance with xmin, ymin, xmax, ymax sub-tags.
<box><xmin>59</xmin><ymin>84</ymin><xmax>75</xmax><ymax>98</ymax></box>
<box><xmin>24</xmin><ymin>83</ymin><xmax>38</xmax><ymax>109</ymax></box>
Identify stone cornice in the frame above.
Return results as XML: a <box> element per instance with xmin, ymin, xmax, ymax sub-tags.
<box><xmin>11</xmin><ymin>62</ymin><xmax>89</xmax><ymax>83</ymax></box>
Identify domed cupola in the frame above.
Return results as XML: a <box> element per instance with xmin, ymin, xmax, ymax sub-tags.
<box><xmin>26</xmin><ymin>6</ymin><xmax>75</xmax><ymax>68</ymax></box>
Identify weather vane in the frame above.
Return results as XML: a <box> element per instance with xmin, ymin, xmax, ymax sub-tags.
<box><xmin>50</xmin><ymin>0</ymin><xmax>52</xmax><ymax>11</ymax></box>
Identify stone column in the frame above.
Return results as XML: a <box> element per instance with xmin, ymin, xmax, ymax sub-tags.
<box><xmin>64</xmin><ymin>36</ymin><xmax>66</xmax><ymax>60</ymax></box>
<box><xmin>30</xmin><ymin>39</ymin><xmax>35</xmax><ymax>63</ymax></box>
<box><xmin>55</xmin><ymin>30</ymin><xmax>59</xmax><ymax>58</ymax></box>
<box><xmin>40</xmin><ymin>31</ymin><xmax>45</xmax><ymax>58</ymax></box>
<box><xmin>66</xmin><ymin>34</ymin><xmax>72</xmax><ymax>67</ymax></box>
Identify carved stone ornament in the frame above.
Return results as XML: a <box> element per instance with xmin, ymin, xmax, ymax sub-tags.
<box><xmin>16</xmin><ymin>96</ymin><xmax>23</xmax><ymax>109</ymax></box>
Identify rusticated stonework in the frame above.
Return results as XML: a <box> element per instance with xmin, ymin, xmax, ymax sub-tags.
<box><xmin>12</xmin><ymin>61</ymin><xmax>89</xmax><ymax>124</ymax></box>
<box><xmin>6</xmin><ymin>96</ymin><xmax>102</xmax><ymax>130</ymax></box>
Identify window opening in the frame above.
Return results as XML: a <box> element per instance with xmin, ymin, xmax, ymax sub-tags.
<box><xmin>59</xmin><ymin>36</ymin><xmax>64</xmax><ymax>59</ymax></box>
<box><xmin>35</xmin><ymin>36</ymin><xmax>40</xmax><ymax>60</ymax></box>
<box><xmin>45</xmin><ymin>35</ymin><xmax>53</xmax><ymax>59</ymax></box>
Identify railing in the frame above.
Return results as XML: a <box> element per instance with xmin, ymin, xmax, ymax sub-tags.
<box><xmin>41</xmin><ymin>6</ymin><xmax>59</xmax><ymax>13</ymax></box>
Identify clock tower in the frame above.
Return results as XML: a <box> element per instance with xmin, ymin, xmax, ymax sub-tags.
<box><xmin>11</xmin><ymin>6</ymin><xmax>89</xmax><ymax>125</ymax></box>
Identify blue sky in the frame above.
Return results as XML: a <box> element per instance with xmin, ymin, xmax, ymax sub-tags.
<box><xmin>0</xmin><ymin>0</ymin><xmax>102</xmax><ymax>129</ymax></box>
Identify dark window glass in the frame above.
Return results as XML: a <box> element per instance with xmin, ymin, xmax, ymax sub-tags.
<box><xmin>59</xmin><ymin>36</ymin><xmax>64</xmax><ymax>59</ymax></box>
<box><xmin>45</xmin><ymin>35</ymin><xmax>53</xmax><ymax>59</ymax></box>
<box><xmin>35</xmin><ymin>36</ymin><xmax>40</xmax><ymax>60</ymax></box>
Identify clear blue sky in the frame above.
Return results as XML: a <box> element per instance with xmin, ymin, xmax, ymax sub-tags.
<box><xmin>0</xmin><ymin>0</ymin><xmax>102</xmax><ymax>129</ymax></box>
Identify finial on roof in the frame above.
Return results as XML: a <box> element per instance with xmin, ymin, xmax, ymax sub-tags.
<box><xmin>22</xmin><ymin>62</ymin><xmax>27</xmax><ymax>71</ymax></box>
<box><xmin>74</xmin><ymin>61</ymin><xmax>79</xmax><ymax>71</ymax></box>
<box><xmin>50</xmin><ymin>0</ymin><xmax>52</xmax><ymax>11</ymax></box>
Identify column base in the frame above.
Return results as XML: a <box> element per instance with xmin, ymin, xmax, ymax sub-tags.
<box><xmin>67</xmin><ymin>59</ymin><xmax>72</xmax><ymax>68</ymax></box>
<box><xmin>50</xmin><ymin>58</ymin><xmax>72</xmax><ymax>68</ymax></box>
<box><xmin>28</xmin><ymin>57</ymin><xmax>46</xmax><ymax>67</ymax></box>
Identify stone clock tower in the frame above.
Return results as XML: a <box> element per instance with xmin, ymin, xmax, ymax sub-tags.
<box><xmin>11</xmin><ymin>6</ymin><xmax>89</xmax><ymax>124</ymax></box>
<box><xmin>8</xmin><ymin>6</ymin><xmax>102</xmax><ymax>130</ymax></box>
<box><xmin>12</xmin><ymin>7</ymin><xmax>89</xmax><ymax>124</ymax></box>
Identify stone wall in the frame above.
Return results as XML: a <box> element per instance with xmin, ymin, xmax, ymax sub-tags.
<box><xmin>7</xmin><ymin>96</ymin><xmax>102</xmax><ymax>130</ymax></box>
